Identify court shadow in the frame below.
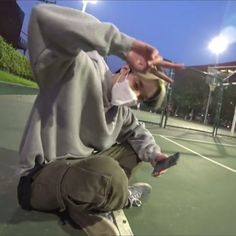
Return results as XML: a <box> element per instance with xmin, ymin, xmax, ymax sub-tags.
<box><xmin>0</xmin><ymin>82</ymin><xmax>38</xmax><ymax>95</ymax></box>
<box><xmin>0</xmin><ymin>147</ymin><xmax>85</xmax><ymax>235</ymax></box>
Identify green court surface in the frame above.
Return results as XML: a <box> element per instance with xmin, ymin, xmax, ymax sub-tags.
<box><xmin>0</xmin><ymin>91</ymin><xmax>236</xmax><ymax>236</ymax></box>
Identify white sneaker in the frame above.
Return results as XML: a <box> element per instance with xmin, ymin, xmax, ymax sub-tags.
<box><xmin>69</xmin><ymin>210</ymin><xmax>120</xmax><ymax>236</ymax></box>
<box><xmin>127</xmin><ymin>182</ymin><xmax>152</xmax><ymax>208</ymax></box>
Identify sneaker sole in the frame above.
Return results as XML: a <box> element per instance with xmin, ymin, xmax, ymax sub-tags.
<box><xmin>69</xmin><ymin>210</ymin><xmax>120</xmax><ymax>236</ymax></box>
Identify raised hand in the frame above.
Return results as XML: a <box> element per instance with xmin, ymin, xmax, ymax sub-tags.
<box><xmin>126</xmin><ymin>40</ymin><xmax>184</xmax><ymax>83</ymax></box>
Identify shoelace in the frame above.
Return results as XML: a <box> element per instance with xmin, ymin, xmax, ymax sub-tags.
<box><xmin>128</xmin><ymin>189</ymin><xmax>142</xmax><ymax>207</ymax></box>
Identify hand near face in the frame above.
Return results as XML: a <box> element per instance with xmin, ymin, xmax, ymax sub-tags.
<box><xmin>126</xmin><ymin>40</ymin><xmax>184</xmax><ymax>83</ymax></box>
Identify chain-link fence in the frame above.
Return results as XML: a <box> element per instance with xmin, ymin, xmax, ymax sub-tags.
<box><xmin>134</xmin><ymin>64</ymin><xmax>236</xmax><ymax>138</ymax></box>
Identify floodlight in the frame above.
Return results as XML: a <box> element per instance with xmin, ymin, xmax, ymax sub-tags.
<box><xmin>84</xmin><ymin>0</ymin><xmax>97</xmax><ymax>4</ymax></box>
<box><xmin>208</xmin><ymin>35</ymin><xmax>229</xmax><ymax>55</ymax></box>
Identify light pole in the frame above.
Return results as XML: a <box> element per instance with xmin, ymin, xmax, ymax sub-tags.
<box><xmin>203</xmin><ymin>68</ymin><xmax>217</xmax><ymax>124</ymax></box>
<box><xmin>160</xmin><ymin>68</ymin><xmax>174</xmax><ymax>128</ymax></box>
<box><xmin>82</xmin><ymin>0</ymin><xmax>97</xmax><ymax>12</ymax></box>
<box><xmin>204</xmin><ymin>35</ymin><xmax>229</xmax><ymax>126</ymax></box>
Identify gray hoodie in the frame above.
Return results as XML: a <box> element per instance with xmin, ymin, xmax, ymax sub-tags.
<box><xmin>19</xmin><ymin>4</ymin><xmax>161</xmax><ymax>175</ymax></box>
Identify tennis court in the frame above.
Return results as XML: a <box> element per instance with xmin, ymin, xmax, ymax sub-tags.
<box><xmin>126</xmin><ymin>123</ymin><xmax>236</xmax><ymax>236</ymax></box>
<box><xmin>0</xmin><ymin>90</ymin><xmax>236</xmax><ymax>236</ymax></box>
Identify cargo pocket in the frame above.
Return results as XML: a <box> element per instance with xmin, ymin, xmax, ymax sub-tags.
<box><xmin>30</xmin><ymin>160</ymin><xmax>70</xmax><ymax>211</ymax></box>
<box><xmin>61</xmin><ymin>165</ymin><xmax>112</xmax><ymax>212</ymax></box>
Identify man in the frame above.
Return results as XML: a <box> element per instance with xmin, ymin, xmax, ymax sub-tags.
<box><xmin>17</xmin><ymin>3</ymin><xmax>183</xmax><ymax>236</ymax></box>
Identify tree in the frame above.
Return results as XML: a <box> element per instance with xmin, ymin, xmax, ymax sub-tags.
<box><xmin>171</xmin><ymin>69</ymin><xmax>208</xmax><ymax>120</ymax></box>
<box><xmin>221</xmin><ymin>85</ymin><xmax>236</xmax><ymax>122</ymax></box>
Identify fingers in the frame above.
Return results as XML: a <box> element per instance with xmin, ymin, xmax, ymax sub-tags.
<box><xmin>127</xmin><ymin>40</ymin><xmax>184</xmax><ymax>75</ymax></box>
<box><xmin>152</xmin><ymin>169</ymin><xmax>168</xmax><ymax>177</ymax></box>
<box><xmin>151</xmin><ymin>67</ymin><xmax>174</xmax><ymax>83</ymax></box>
<box><xmin>126</xmin><ymin>50</ymin><xmax>148</xmax><ymax>72</ymax></box>
<box><xmin>148</xmin><ymin>50</ymin><xmax>184</xmax><ymax>69</ymax></box>
<box><xmin>156</xmin><ymin>153</ymin><xmax>168</xmax><ymax>161</ymax></box>
<box><xmin>135</xmin><ymin>58</ymin><xmax>147</xmax><ymax>72</ymax></box>
<box><xmin>150</xmin><ymin>57</ymin><xmax>184</xmax><ymax>69</ymax></box>
<box><xmin>152</xmin><ymin>153</ymin><xmax>169</xmax><ymax>177</ymax></box>
<box><xmin>149</xmin><ymin>59</ymin><xmax>184</xmax><ymax>83</ymax></box>
<box><xmin>147</xmin><ymin>55</ymin><xmax>162</xmax><ymax>67</ymax></box>
<box><xmin>147</xmin><ymin>57</ymin><xmax>184</xmax><ymax>84</ymax></box>
<box><xmin>149</xmin><ymin>48</ymin><xmax>160</xmax><ymax>62</ymax></box>
<box><xmin>158</xmin><ymin>60</ymin><xmax>185</xmax><ymax>69</ymax></box>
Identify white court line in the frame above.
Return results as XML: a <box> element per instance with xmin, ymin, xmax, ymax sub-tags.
<box><xmin>153</xmin><ymin>134</ymin><xmax>236</xmax><ymax>148</ymax></box>
<box><xmin>154</xmin><ymin>134</ymin><xmax>236</xmax><ymax>173</ymax></box>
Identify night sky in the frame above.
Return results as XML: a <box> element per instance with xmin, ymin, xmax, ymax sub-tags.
<box><xmin>18</xmin><ymin>0</ymin><xmax>236</xmax><ymax>71</ymax></box>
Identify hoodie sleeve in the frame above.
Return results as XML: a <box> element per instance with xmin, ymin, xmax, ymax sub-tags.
<box><xmin>117</xmin><ymin>107</ymin><xmax>161</xmax><ymax>166</ymax></box>
<box><xmin>28</xmin><ymin>3</ymin><xmax>135</xmax><ymax>69</ymax></box>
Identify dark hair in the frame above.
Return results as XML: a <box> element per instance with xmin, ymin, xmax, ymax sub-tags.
<box><xmin>114</xmin><ymin>68</ymin><xmax>121</xmax><ymax>74</ymax></box>
<box><xmin>114</xmin><ymin>67</ymin><xmax>133</xmax><ymax>74</ymax></box>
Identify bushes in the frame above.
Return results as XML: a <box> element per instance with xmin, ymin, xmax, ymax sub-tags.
<box><xmin>0</xmin><ymin>36</ymin><xmax>33</xmax><ymax>80</ymax></box>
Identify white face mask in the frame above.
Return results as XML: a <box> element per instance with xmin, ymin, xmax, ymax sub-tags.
<box><xmin>111</xmin><ymin>73</ymin><xmax>137</xmax><ymax>107</ymax></box>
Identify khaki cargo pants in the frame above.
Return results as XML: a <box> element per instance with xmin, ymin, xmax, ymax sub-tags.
<box><xmin>29</xmin><ymin>142</ymin><xmax>141</xmax><ymax>219</ymax></box>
